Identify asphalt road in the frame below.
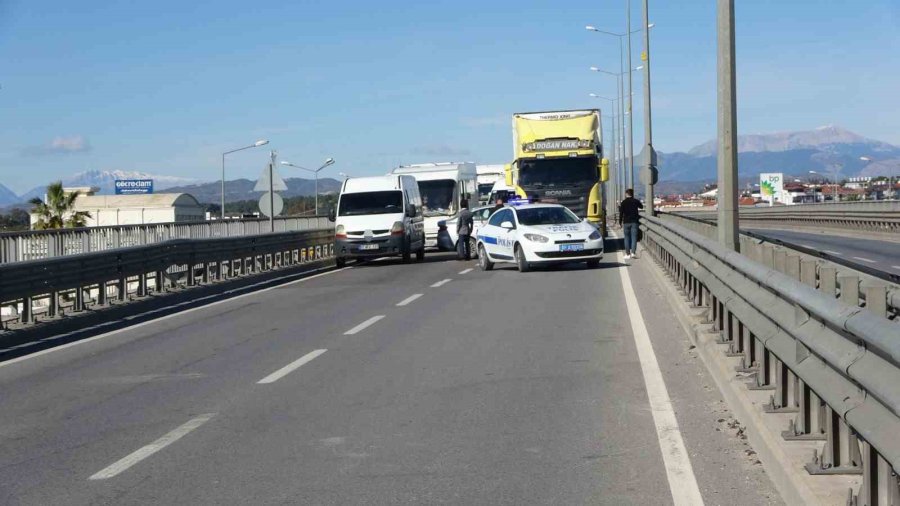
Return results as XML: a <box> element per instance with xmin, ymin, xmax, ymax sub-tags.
<box><xmin>747</xmin><ymin>228</ymin><xmax>900</xmax><ymax>274</ymax></box>
<box><xmin>0</xmin><ymin>249</ymin><xmax>783</xmax><ymax>505</ymax></box>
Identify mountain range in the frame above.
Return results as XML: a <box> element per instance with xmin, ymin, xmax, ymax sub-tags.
<box><xmin>2</xmin><ymin>126</ymin><xmax>898</xmax><ymax>206</ymax></box>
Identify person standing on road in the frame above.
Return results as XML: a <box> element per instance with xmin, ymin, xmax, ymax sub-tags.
<box><xmin>490</xmin><ymin>196</ymin><xmax>504</xmax><ymax>216</ymax></box>
<box><xmin>618</xmin><ymin>188</ymin><xmax>643</xmax><ymax>259</ymax></box>
<box><xmin>457</xmin><ymin>199</ymin><xmax>474</xmax><ymax>260</ymax></box>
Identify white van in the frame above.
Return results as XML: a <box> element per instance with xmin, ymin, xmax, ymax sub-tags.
<box><xmin>389</xmin><ymin>162</ymin><xmax>477</xmax><ymax>251</ymax></box>
<box><xmin>475</xmin><ymin>164</ymin><xmax>505</xmax><ymax>205</ymax></box>
<box><xmin>330</xmin><ymin>175</ymin><xmax>425</xmax><ymax>267</ymax></box>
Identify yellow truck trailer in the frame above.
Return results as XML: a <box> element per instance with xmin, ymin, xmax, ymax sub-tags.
<box><xmin>506</xmin><ymin>109</ymin><xmax>610</xmax><ymax>235</ymax></box>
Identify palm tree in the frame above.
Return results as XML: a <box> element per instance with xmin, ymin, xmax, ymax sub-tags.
<box><xmin>29</xmin><ymin>181</ymin><xmax>91</xmax><ymax>230</ymax></box>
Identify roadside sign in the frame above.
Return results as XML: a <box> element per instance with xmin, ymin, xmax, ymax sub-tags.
<box><xmin>254</xmin><ymin>165</ymin><xmax>287</xmax><ymax>192</ymax></box>
<box><xmin>115</xmin><ymin>179</ymin><xmax>153</xmax><ymax>195</ymax></box>
<box><xmin>259</xmin><ymin>192</ymin><xmax>284</xmax><ymax>217</ymax></box>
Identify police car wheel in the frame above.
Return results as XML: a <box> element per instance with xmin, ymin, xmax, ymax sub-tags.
<box><xmin>515</xmin><ymin>245</ymin><xmax>530</xmax><ymax>272</ymax></box>
<box><xmin>478</xmin><ymin>244</ymin><xmax>493</xmax><ymax>271</ymax></box>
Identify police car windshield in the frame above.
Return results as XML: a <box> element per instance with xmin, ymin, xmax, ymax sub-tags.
<box><xmin>338</xmin><ymin>191</ymin><xmax>403</xmax><ymax>216</ymax></box>
<box><xmin>516</xmin><ymin>207</ymin><xmax>581</xmax><ymax>225</ymax></box>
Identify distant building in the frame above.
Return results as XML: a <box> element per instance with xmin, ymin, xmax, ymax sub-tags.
<box><xmin>30</xmin><ymin>192</ymin><xmax>205</xmax><ymax>228</ymax></box>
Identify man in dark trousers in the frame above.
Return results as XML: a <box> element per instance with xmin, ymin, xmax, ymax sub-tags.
<box><xmin>618</xmin><ymin>189</ymin><xmax>644</xmax><ymax>259</ymax></box>
<box><xmin>456</xmin><ymin>199</ymin><xmax>474</xmax><ymax>260</ymax></box>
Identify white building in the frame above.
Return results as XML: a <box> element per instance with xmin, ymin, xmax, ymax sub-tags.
<box><xmin>31</xmin><ymin>192</ymin><xmax>205</xmax><ymax>228</ymax></box>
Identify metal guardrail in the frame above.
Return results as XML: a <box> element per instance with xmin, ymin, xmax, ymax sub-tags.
<box><xmin>668</xmin><ymin>201</ymin><xmax>900</xmax><ymax>236</ymax></box>
<box><xmin>0</xmin><ymin>228</ymin><xmax>334</xmax><ymax>328</ymax></box>
<box><xmin>657</xmin><ymin>212</ymin><xmax>900</xmax><ymax>317</ymax></box>
<box><xmin>0</xmin><ymin>216</ymin><xmax>332</xmax><ymax>265</ymax></box>
<box><xmin>641</xmin><ymin>214</ymin><xmax>900</xmax><ymax>505</ymax></box>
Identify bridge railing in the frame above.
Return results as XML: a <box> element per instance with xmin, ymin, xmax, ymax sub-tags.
<box><xmin>641</xmin><ymin>213</ymin><xmax>900</xmax><ymax>505</ymax></box>
<box><xmin>0</xmin><ymin>227</ymin><xmax>335</xmax><ymax>328</ymax></box>
<box><xmin>667</xmin><ymin>201</ymin><xmax>900</xmax><ymax>237</ymax></box>
<box><xmin>0</xmin><ymin>216</ymin><xmax>332</xmax><ymax>265</ymax></box>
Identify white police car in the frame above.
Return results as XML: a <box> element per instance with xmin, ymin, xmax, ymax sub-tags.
<box><xmin>475</xmin><ymin>203</ymin><xmax>603</xmax><ymax>272</ymax></box>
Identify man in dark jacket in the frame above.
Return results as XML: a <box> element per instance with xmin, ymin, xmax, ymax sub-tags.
<box><xmin>618</xmin><ymin>189</ymin><xmax>644</xmax><ymax>259</ymax></box>
<box><xmin>456</xmin><ymin>199</ymin><xmax>474</xmax><ymax>260</ymax></box>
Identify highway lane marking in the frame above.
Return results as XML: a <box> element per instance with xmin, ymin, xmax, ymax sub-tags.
<box><xmin>458</xmin><ymin>268</ymin><xmax>473</xmax><ymax>275</ymax></box>
<box><xmin>257</xmin><ymin>349</ymin><xmax>327</xmax><ymax>384</ymax></box>
<box><xmin>617</xmin><ymin>250</ymin><xmax>705</xmax><ymax>506</ymax></box>
<box><xmin>0</xmin><ymin>265</ymin><xmax>351</xmax><ymax>370</ymax></box>
<box><xmin>430</xmin><ymin>279</ymin><xmax>452</xmax><ymax>288</ymax></box>
<box><xmin>824</xmin><ymin>250</ymin><xmax>843</xmax><ymax>256</ymax></box>
<box><xmin>396</xmin><ymin>294</ymin><xmax>423</xmax><ymax>307</ymax></box>
<box><xmin>852</xmin><ymin>256</ymin><xmax>876</xmax><ymax>264</ymax></box>
<box><xmin>89</xmin><ymin>413</ymin><xmax>216</xmax><ymax>480</ymax></box>
<box><xmin>344</xmin><ymin>315</ymin><xmax>385</xmax><ymax>335</ymax></box>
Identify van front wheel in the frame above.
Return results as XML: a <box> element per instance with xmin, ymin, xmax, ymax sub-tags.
<box><xmin>402</xmin><ymin>238</ymin><xmax>412</xmax><ymax>263</ymax></box>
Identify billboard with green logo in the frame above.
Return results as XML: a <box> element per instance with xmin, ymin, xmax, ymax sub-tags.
<box><xmin>759</xmin><ymin>173</ymin><xmax>783</xmax><ymax>205</ymax></box>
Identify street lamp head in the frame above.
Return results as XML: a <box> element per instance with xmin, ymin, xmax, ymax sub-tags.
<box><xmin>647</xmin><ymin>23</ymin><xmax>655</xmax><ymax>28</ymax></box>
<box><xmin>585</xmin><ymin>25</ymin><xmax>597</xmax><ymax>31</ymax></box>
<box><xmin>280</xmin><ymin>161</ymin><xmax>291</xmax><ymax>166</ymax></box>
<box><xmin>254</xmin><ymin>140</ymin><xmax>269</xmax><ymax>147</ymax></box>
<box><xmin>589</xmin><ymin>93</ymin><xmax>599</xmax><ymax>97</ymax></box>
<box><xmin>324</xmin><ymin>158</ymin><xmax>335</xmax><ymax>165</ymax></box>
<box><xmin>634</xmin><ymin>65</ymin><xmax>644</xmax><ymax>71</ymax></box>
<box><xmin>809</xmin><ymin>170</ymin><xmax>818</xmax><ymax>174</ymax></box>
<box><xmin>860</xmin><ymin>156</ymin><xmax>871</xmax><ymax>161</ymax></box>
<box><xmin>589</xmin><ymin>66</ymin><xmax>600</xmax><ymax>71</ymax></box>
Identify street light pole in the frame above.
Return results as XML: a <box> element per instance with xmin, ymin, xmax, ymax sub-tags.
<box><xmin>717</xmin><ymin>0</ymin><xmax>739</xmax><ymax>251</ymax></box>
<box><xmin>221</xmin><ymin>139</ymin><xmax>269</xmax><ymax>219</ymax></box>
<box><xmin>280</xmin><ymin>158</ymin><xmax>335</xmax><ymax>215</ymax></box>
<box><xmin>641</xmin><ymin>0</ymin><xmax>654</xmax><ymax>215</ymax></box>
<box><xmin>625</xmin><ymin>0</ymin><xmax>635</xmax><ymax>191</ymax></box>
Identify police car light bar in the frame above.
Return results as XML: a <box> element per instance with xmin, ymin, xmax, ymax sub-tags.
<box><xmin>507</xmin><ymin>197</ymin><xmax>532</xmax><ymax>206</ymax></box>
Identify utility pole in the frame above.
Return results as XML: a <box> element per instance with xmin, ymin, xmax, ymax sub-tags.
<box><xmin>625</xmin><ymin>0</ymin><xmax>635</xmax><ymax>190</ymax></box>
<box><xmin>269</xmin><ymin>150</ymin><xmax>276</xmax><ymax>233</ymax></box>
<box><xmin>641</xmin><ymin>0</ymin><xmax>655</xmax><ymax>215</ymax></box>
<box><xmin>717</xmin><ymin>0</ymin><xmax>739</xmax><ymax>251</ymax></box>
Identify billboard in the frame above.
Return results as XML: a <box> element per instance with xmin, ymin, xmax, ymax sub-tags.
<box><xmin>115</xmin><ymin>179</ymin><xmax>154</xmax><ymax>195</ymax></box>
<box><xmin>759</xmin><ymin>173</ymin><xmax>783</xmax><ymax>204</ymax></box>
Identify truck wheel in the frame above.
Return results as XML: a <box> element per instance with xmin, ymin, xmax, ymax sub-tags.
<box><xmin>515</xmin><ymin>244</ymin><xmax>530</xmax><ymax>272</ymax></box>
<box><xmin>416</xmin><ymin>247</ymin><xmax>425</xmax><ymax>262</ymax></box>
<box><xmin>478</xmin><ymin>244</ymin><xmax>493</xmax><ymax>271</ymax></box>
<box><xmin>336</xmin><ymin>258</ymin><xmax>346</xmax><ymax>268</ymax></box>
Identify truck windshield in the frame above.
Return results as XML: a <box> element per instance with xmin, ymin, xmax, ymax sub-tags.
<box><xmin>419</xmin><ymin>179</ymin><xmax>457</xmax><ymax>216</ymax></box>
<box><xmin>338</xmin><ymin>191</ymin><xmax>404</xmax><ymax>216</ymax></box>
<box><xmin>477</xmin><ymin>183</ymin><xmax>494</xmax><ymax>201</ymax></box>
<box><xmin>516</xmin><ymin>207</ymin><xmax>581</xmax><ymax>225</ymax></box>
<box><xmin>518</xmin><ymin>157</ymin><xmax>597</xmax><ymax>187</ymax></box>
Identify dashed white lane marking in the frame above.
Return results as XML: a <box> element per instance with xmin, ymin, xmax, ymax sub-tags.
<box><xmin>824</xmin><ymin>250</ymin><xmax>843</xmax><ymax>256</ymax></box>
<box><xmin>1</xmin><ymin>266</ymin><xmax>350</xmax><ymax>370</ymax></box>
<box><xmin>343</xmin><ymin>315</ymin><xmax>385</xmax><ymax>335</ymax></box>
<box><xmin>257</xmin><ymin>349</ymin><xmax>327</xmax><ymax>384</ymax></box>
<box><xmin>396</xmin><ymin>294</ymin><xmax>423</xmax><ymax>307</ymax></box>
<box><xmin>458</xmin><ymin>268</ymin><xmax>473</xmax><ymax>275</ymax></box>
<box><xmin>852</xmin><ymin>256</ymin><xmax>876</xmax><ymax>264</ymax></box>
<box><xmin>430</xmin><ymin>279</ymin><xmax>452</xmax><ymax>288</ymax></box>
<box><xmin>89</xmin><ymin>413</ymin><xmax>216</xmax><ymax>480</ymax></box>
<box><xmin>617</xmin><ymin>251</ymin><xmax>705</xmax><ymax>505</ymax></box>
<box><xmin>801</xmin><ymin>244</ymin><xmax>814</xmax><ymax>249</ymax></box>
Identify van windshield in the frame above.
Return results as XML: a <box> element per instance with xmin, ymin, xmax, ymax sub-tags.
<box><xmin>419</xmin><ymin>179</ymin><xmax>456</xmax><ymax>217</ymax></box>
<box><xmin>338</xmin><ymin>191</ymin><xmax>404</xmax><ymax>216</ymax></box>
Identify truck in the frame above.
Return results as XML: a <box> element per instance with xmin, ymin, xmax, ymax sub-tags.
<box><xmin>506</xmin><ymin>109</ymin><xmax>610</xmax><ymax>236</ymax></box>
<box><xmin>475</xmin><ymin>164</ymin><xmax>506</xmax><ymax>205</ymax></box>
<box><xmin>389</xmin><ymin>162</ymin><xmax>478</xmax><ymax>251</ymax></box>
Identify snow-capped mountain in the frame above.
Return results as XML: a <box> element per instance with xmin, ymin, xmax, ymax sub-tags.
<box><xmin>686</xmin><ymin>125</ymin><xmax>898</xmax><ymax>157</ymax></box>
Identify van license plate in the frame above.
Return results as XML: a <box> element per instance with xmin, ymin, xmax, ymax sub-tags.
<box><xmin>359</xmin><ymin>244</ymin><xmax>379</xmax><ymax>250</ymax></box>
<box><xmin>559</xmin><ymin>244</ymin><xmax>584</xmax><ymax>252</ymax></box>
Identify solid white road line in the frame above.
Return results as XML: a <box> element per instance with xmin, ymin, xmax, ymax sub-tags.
<box><xmin>89</xmin><ymin>413</ymin><xmax>216</xmax><ymax>480</ymax></box>
<box><xmin>458</xmin><ymin>268</ymin><xmax>473</xmax><ymax>275</ymax></box>
<box><xmin>257</xmin><ymin>349</ymin><xmax>327</xmax><ymax>384</ymax></box>
<box><xmin>396</xmin><ymin>294</ymin><xmax>423</xmax><ymax>307</ymax></box>
<box><xmin>343</xmin><ymin>315</ymin><xmax>385</xmax><ymax>335</ymax></box>
<box><xmin>1</xmin><ymin>265</ymin><xmax>352</xmax><ymax>370</ymax></box>
<box><xmin>617</xmin><ymin>252</ymin><xmax>705</xmax><ymax>506</ymax></box>
<box><xmin>824</xmin><ymin>250</ymin><xmax>843</xmax><ymax>256</ymax></box>
<box><xmin>852</xmin><ymin>256</ymin><xmax>876</xmax><ymax>264</ymax></box>
<box><xmin>430</xmin><ymin>279</ymin><xmax>452</xmax><ymax>288</ymax></box>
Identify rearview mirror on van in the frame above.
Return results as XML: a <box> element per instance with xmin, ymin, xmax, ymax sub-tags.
<box><xmin>328</xmin><ymin>208</ymin><xmax>336</xmax><ymax>221</ymax></box>
<box><xmin>406</xmin><ymin>204</ymin><xmax>417</xmax><ymax>218</ymax></box>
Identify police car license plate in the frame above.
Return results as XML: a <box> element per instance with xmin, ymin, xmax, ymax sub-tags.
<box><xmin>359</xmin><ymin>244</ymin><xmax>379</xmax><ymax>250</ymax></box>
<box><xmin>559</xmin><ymin>244</ymin><xmax>584</xmax><ymax>252</ymax></box>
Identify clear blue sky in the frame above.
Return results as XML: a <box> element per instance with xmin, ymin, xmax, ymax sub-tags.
<box><xmin>1</xmin><ymin>0</ymin><xmax>898</xmax><ymax>193</ymax></box>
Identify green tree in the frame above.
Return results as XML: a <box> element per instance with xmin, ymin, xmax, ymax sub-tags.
<box><xmin>29</xmin><ymin>181</ymin><xmax>91</xmax><ymax>229</ymax></box>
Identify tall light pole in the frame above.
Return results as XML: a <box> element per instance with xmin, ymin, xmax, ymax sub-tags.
<box><xmin>281</xmin><ymin>157</ymin><xmax>335</xmax><ymax>215</ymax></box>
<box><xmin>641</xmin><ymin>0</ymin><xmax>655</xmax><ymax>215</ymax></box>
<box><xmin>586</xmin><ymin>23</ymin><xmax>653</xmax><ymax>192</ymax></box>
<box><xmin>625</xmin><ymin>0</ymin><xmax>635</xmax><ymax>192</ymax></box>
<box><xmin>589</xmin><ymin>93</ymin><xmax>621</xmax><ymax>207</ymax></box>
<box><xmin>221</xmin><ymin>139</ymin><xmax>268</xmax><ymax>219</ymax></box>
<box><xmin>717</xmin><ymin>0</ymin><xmax>739</xmax><ymax>251</ymax></box>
